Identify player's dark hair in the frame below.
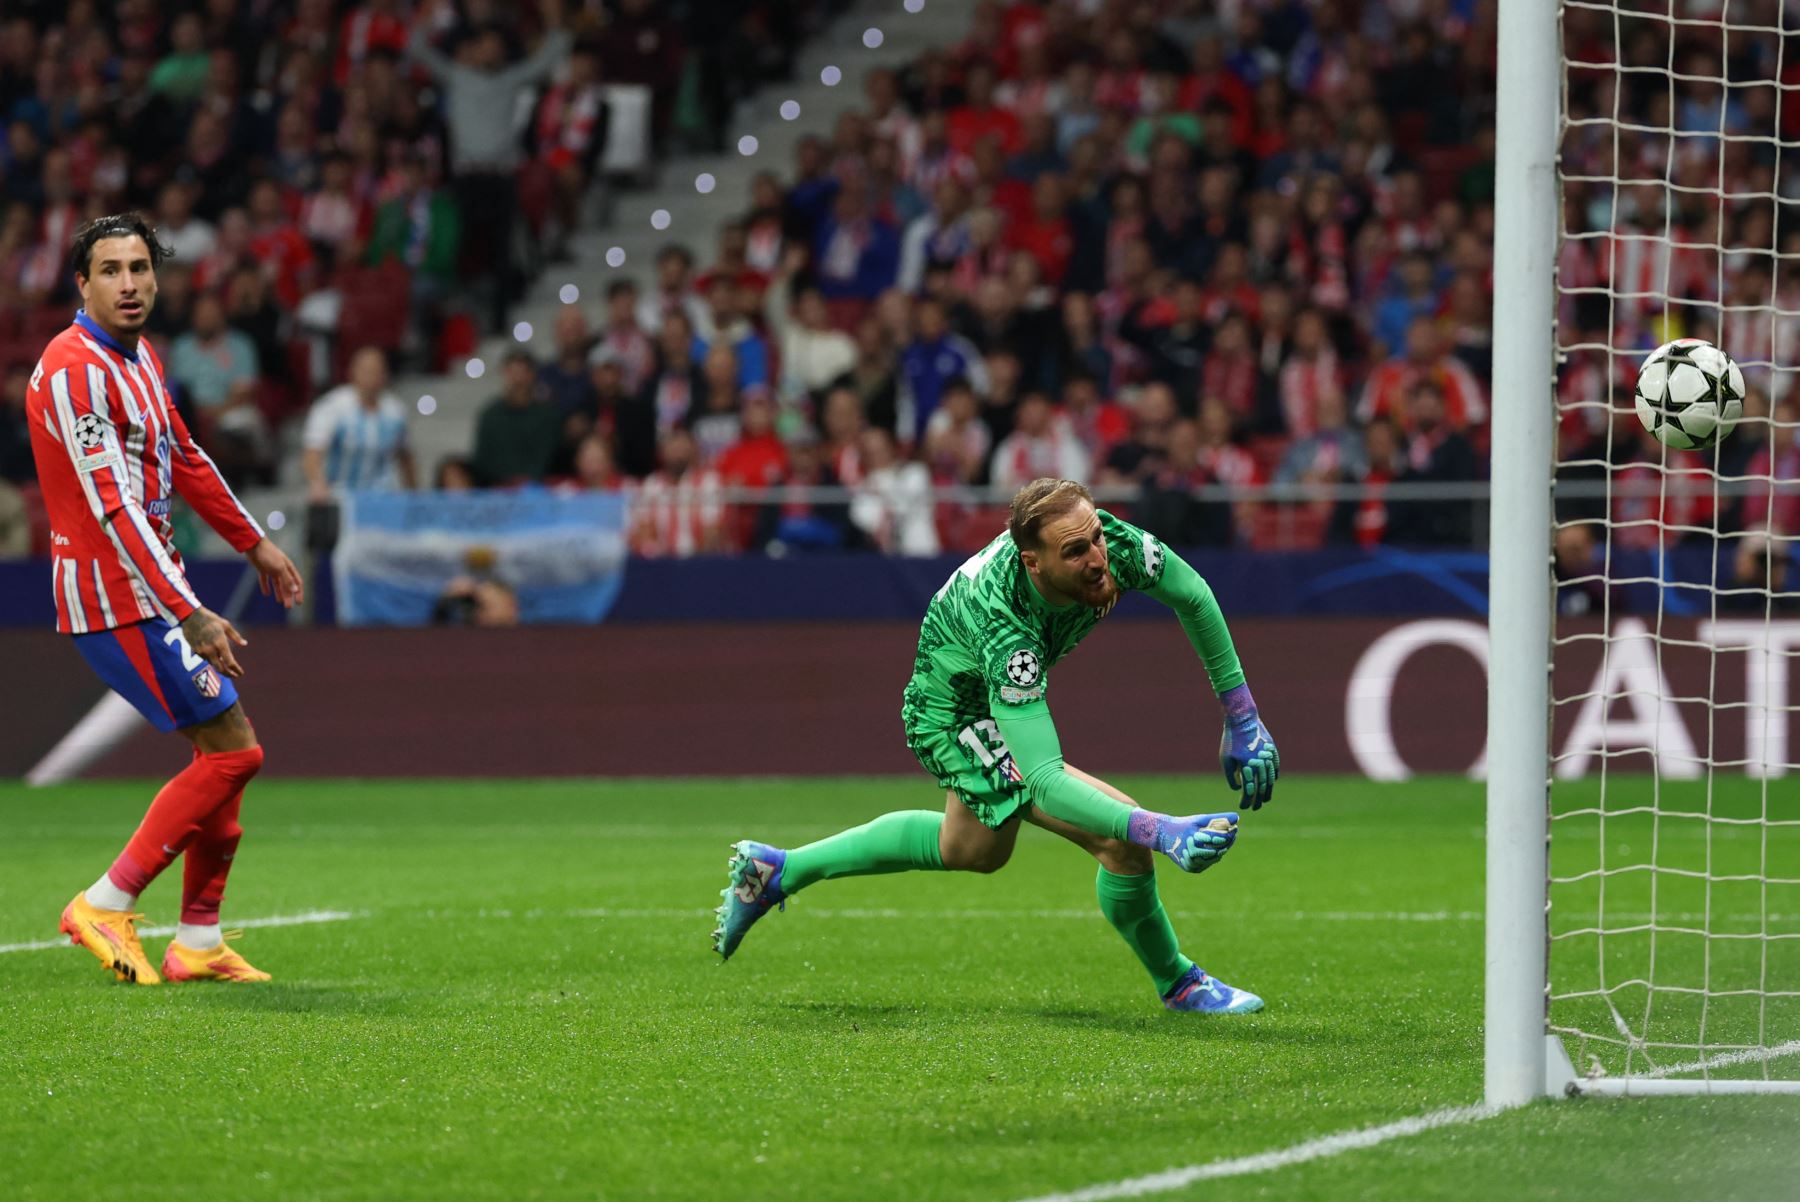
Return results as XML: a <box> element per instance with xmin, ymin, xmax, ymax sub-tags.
<box><xmin>1009</xmin><ymin>479</ymin><xmax>1095</xmax><ymax>551</ymax></box>
<box><xmin>69</xmin><ymin>213</ymin><xmax>171</xmax><ymax>280</ymax></box>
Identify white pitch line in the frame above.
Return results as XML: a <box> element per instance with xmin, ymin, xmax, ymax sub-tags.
<box><xmin>567</xmin><ymin>906</ymin><xmax>1490</xmax><ymax>923</ymax></box>
<box><xmin>1006</xmin><ymin>1105</ymin><xmax>1500</xmax><ymax>1202</ymax></box>
<box><xmin>0</xmin><ymin>909</ymin><xmax>358</xmax><ymax>955</ymax></box>
<box><xmin>1647</xmin><ymin>1038</ymin><xmax>1800</xmax><ymax>1079</ymax></box>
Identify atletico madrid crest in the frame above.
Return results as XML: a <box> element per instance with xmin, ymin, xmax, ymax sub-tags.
<box><xmin>192</xmin><ymin>666</ymin><xmax>221</xmax><ymax>699</ymax></box>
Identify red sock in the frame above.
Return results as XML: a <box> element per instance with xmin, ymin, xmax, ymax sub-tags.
<box><xmin>181</xmin><ymin>788</ymin><xmax>244</xmax><ymax>925</ymax></box>
<box><xmin>107</xmin><ymin>746</ymin><xmax>263</xmax><ymax>898</ymax></box>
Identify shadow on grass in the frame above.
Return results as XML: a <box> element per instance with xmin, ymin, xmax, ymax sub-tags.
<box><xmin>182</xmin><ymin>981</ymin><xmax>411</xmax><ymax>1016</ymax></box>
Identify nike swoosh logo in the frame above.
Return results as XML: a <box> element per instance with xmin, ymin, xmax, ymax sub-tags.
<box><xmin>162</xmin><ymin>844</ymin><xmax>178</xmax><ymax>855</ymax></box>
<box><xmin>1247</xmin><ymin>734</ymin><xmax>1265</xmax><ymax>753</ymax></box>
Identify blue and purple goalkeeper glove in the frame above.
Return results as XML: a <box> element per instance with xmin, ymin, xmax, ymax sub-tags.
<box><xmin>1219</xmin><ymin>683</ymin><xmax>1279</xmax><ymax>810</ymax></box>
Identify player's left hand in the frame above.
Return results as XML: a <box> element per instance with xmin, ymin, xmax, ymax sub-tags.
<box><xmin>1220</xmin><ymin>712</ymin><xmax>1280</xmax><ymax>810</ymax></box>
<box><xmin>246</xmin><ymin>537</ymin><xmax>305</xmax><ymax>608</ymax></box>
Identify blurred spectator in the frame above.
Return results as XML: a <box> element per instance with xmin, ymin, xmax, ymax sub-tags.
<box><xmin>820</xmin><ymin>386</ymin><xmax>868</xmax><ymax>486</ymax></box>
<box><xmin>688</xmin><ymin>345</ymin><xmax>743</xmax><ymax>465</ymax></box>
<box><xmin>1725</xmin><ymin>533</ymin><xmax>1800</xmax><ymax>613</ymax></box>
<box><xmin>1740</xmin><ymin>402</ymin><xmax>1800</xmax><ymax>535</ymax></box>
<box><xmin>1610</xmin><ymin>424</ymin><xmax>1720</xmax><ymax>551</ymax></box>
<box><xmin>365</xmin><ymin>152</ymin><xmax>462</xmax><ymax>355</ymax></box>
<box><xmin>638</xmin><ymin>244</ymin><xmax>714</xmax><ymax>339</ymax></box>
<box><xmin>530</xmin><ymin>42</ymin><xmax>606</xmax><ymax>263</ymax></box>
<box><xmin>814</xmin><ymin>182</ymin><xmax>900</xmax><ymax>301</ymax></box>
<box><xmin>154</xmin><ymin>179</ymin><xmax>214</xmax><ymax>263</ymax></box>
<box><xmin>1100</xmin><ymin>382</ymin><xmax>1178</xmax><ymax>487</ymax></box>
<box><xmin>298</xmin><ymin>152</ymin><xmax>370</xmax><ymax>273</ymax></box>
<box><xmin>435</xmin><ymin>455</ymin><xmax>477</xmax><ymax>491</ymax></box>
<box><xmin>1341</xmin><ymin>418</ymin><xmax>1403</xmax><ymax>548</ymax></box>
<box><xmin>702</xmin><ymin>278</ymin><xmax>771</xmax><ymax>395</ymax></box>
<box><xmin>758</xmin><ymin>435</ymin><xmax>858</xmax><ymax>553</ymax></box>
<box><xmin>408</xmin><ymin>0</ymin><xmax>570</xmax><ymax>332</ymax></box>
<box><xmin>245</xmin><ymin>179</ymin><xmax>316</xmax><ymax>311</ymax></box>
<box><xmin>632</xmin><ymin>426</ymin><xmax>723</xmax><ymax>557</ymax></box>
<box><xmin>223</xmin><ymin>264</ymin><xmax>284</xmax><ymax>384</ymax></box>
<box><xmin>1388</xmin><ymin>381</ymin><xmax>1484</xmax><ymax>545</ymax></box>
<box><xmin>1373</xmin><ymin>252</ymin><xmax>1440</xmax><ymax>358</ymax></box>
<box><xmin>1142</xmin><ymin>277</ymin><xmax>1211</xmax><ymax>403</ymax></box>
<box><xmin>922</xmin><ymin>377</ymin><xmax>992</xmax><ymax>485</ymax></box>
<box><xmin>990</xmin><ymin>392</ymin><xmax>1089</xmax><ymax>490</ymax></box>
<box><xmin>1275</xmin><ymin>389</ymin><xmax>1363</xmax><ymax>485</ymax></box>
<box><xmin>473</xmin><ymin>350</ymin><xmax>558</xmax><ymax>485</ymax></box>
<box><xmin>851</xmin><ymin>427</ymin><xmax>939</xmax><ymax>556</ymax></box>
<box><xmin>641</xmin><ymin>310</ymin><xmax>704</xmax><ymax>436</ymax></box>
<box><xmin>302</xmin><ymin>346</ymin><xmax>415</xmax><ymax>500</ymax></box>
<box><xmin>207</xmin><ymin>379</ymin><xmax>277</xmax><ymax>491</ymax></box>
<box><xmin>565</xmin><ymin>432</ymin><xmax>624</xmax><ymax>493</ymax></box>
<box><xmin>831</xmin><ymin>317</ymin><xmax>900</xmax><ymax>436</ymax></box>
<box><xmin>593</xmin><ymin>279</ymin><xmax>655</xmax><ymax>394</ymax></box>
<box><xmin>716</xmin><ymin>392</ymin><xmax>789</xmax><ymax>490</ymax></box>
<box><xmin>900</xmin><ymin>297</ymin><xmax>986</xmax><ymax>442</ymax></box>
<box><xmin>1198</xmin><ymin>312</ymin><xmax>1266</xmax><ymax>429</ymax></box>
<box><xmin>1059</xmin><ymin>371</ymin><xmax>1130</xmax><ymax>464</ymax></box>
<box><xmin>764</xmin><ymin>248</ymin><xmax>858</xmax><ymax>404</ymax></box>
<box><xmin>1359</xmin><ymin>317</ymin><xmax>1487</xmax><ymax>433</ymax></box>
<box><xmin>1555</xmin><ymin>523</ymin><xmax>1610</xmax><ymax>617</ymax></box>
<box><xmin>0</xmin><ymin>475</ymin><xmax>26</xmax><ymax>559</ymax></box>
<box><xmin>167</xmin><ymin>292</ymin><xmax>258</xmax><ymax>413</ymax></box>
<box><xmin>1278</xmin><ymin>307</ymin><xmax>1345</xmax><ymax>439</ymax></box>
<box><xmin>539</xmin><ymin>306</ymin><xmax>597</xmax><ymax>417</ymax></box>
<box><xmin>433</xmin><ymin>575</ymin><xmax>521</xmax><ymax>627</ymax></box>
<box><xmin>899</xmin><ymin>179</ymin><xmax>974</xmax><ymax>295</ymax></box>
<box><xmin>593</xmin><ymin>0</ymin><xmax>683</xmax><ymax>146</ymax></box>
<box><xmin>0</xmin><ymin>364</ymin><xmax>33</xmax><ymax>486</ymax></box>
<box><xmin>150</xmin><ymin>13</ymin><xmax>211</xmax><ymax>105</ymax></box>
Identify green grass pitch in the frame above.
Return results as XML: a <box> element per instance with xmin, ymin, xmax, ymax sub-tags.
<box><xmin>1</xmin><ymin>775</ymin><xmax>1794</xmax><ymax>1201</ymax></box>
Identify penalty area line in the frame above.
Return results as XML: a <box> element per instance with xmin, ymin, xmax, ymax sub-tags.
<box><xmin>1004</xmin><ymin>1104</ymin><xmax>1501</xmax><ymax>1202</ymax></box>
<box><xmin>0</xmin><ymin>909</ymin><xmax>360</xmax><ymax>955</ymax></box>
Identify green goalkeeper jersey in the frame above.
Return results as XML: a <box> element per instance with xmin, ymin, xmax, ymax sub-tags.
<box><xmin>901</xmin><ymin>510</ymin><xmax>1175</xmax><ymax>744</ymax></box>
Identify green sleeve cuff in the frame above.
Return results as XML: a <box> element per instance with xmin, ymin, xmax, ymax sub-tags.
<box><xmin>1145</xmin><ymin>551</ymin><xmax>1247</xmax><ymax>695</ymax></box>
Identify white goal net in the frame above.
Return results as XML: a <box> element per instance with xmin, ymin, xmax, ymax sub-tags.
<box><xmin>1547</xmin><ymin>0</ymin><xmax>1800</xmax><ymax>1090</ymax></box>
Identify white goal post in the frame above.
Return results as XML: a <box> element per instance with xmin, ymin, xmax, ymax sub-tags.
<box><xmin>1487</xmin><ymin>0</ymin><xmax>1800</xmax><ymax>1102</ymax></box>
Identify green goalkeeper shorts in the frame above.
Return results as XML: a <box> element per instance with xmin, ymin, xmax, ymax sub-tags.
<box><xmin>906</xmin><ymin>720</ymin><xmax>1032</xmax><ymax>830</ymax></box>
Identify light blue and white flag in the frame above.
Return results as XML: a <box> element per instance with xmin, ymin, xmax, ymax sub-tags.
<box><xmin>334</xmin><ymin>490</ymin><xmax>628</xmax><ymax>626</ymax></box>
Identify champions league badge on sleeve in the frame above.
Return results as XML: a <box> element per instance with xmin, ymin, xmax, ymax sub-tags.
<box><xmin>74</xmin><ymin>413</ymin><xmax>105</xmax><ymax>450</ymax></box>
<box><xmin>998</xmin><ymin>647</ymin><xmax>1044</xmax><ymax>705</ymax></box>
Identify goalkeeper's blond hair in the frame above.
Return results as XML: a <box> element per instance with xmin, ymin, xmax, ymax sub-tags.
<box><xmin>1008</xmin><ymin>479</ymin><xmax>1094</xmax><ymax>551</ymax></box>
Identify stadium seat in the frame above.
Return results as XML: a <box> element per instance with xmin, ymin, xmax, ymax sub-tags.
<box><xmin>332</xmin><ymin>263</ymin><xmax>412</xmax><ymax>379</ymax></box>
<box><xmin>17</xmin><ymin>481</ymin><xmax>50</xmax><ymax>557</ymax></box>
<box><xmin>1251</xmin><ymin>503</ymin><xmax>1330</xmax><ymax>551</ymax></box>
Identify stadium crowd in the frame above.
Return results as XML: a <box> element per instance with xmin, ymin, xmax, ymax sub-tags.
<box><xmin>0</xmin><ymin>0</ymin><xmax>1796</xmax><ymax>567</ymax></box>
<box><xmin>0</xmin><ymin>0</ymin><xmax>838</xmax><ymax>555</ymax></box>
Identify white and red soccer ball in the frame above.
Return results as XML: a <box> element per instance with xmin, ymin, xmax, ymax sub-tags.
<box><xmin>1633</xmin><ymin>338</ymin><xmax>1745</xmax><ymax>451</ymax></box>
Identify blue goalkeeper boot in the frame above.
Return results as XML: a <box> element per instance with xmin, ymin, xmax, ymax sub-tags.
<box><xmin>1162</xmin><ymin>964</ymin><xmax>1265</xmax><ymax>1014</ymax></box>
<box><xmin>1156</xmin><ymin>812</ymin><xmax>1239</xmax><ymax>873</ymax></box>
<box><xmin>712</xmin><ymin>840</ymin><xmax>788</xmax><ymax>961</ymax></box>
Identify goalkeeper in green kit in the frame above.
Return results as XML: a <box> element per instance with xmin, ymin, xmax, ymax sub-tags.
<box><xmin>712</xmin><ymin>479</ymin><xmax>1280</xmax><ymax>1013</ymax></box>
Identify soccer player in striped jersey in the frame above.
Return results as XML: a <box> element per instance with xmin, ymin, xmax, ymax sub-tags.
<box><xmin>714</xmin><ymin>479</ymin><xmax>1281</xmax><ymax>1013</ymax></box>
<box><xmin>27</xmin><ymin>214</ymin><xmax>305</xmax><ymax>986</ymax></box>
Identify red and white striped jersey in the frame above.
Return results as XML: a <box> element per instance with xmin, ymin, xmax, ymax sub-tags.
<box><xmin>630</xmin><ymin>469</ymin><xmax>722</xmax><ymax>558</ymax></box>
<box><xmin>25</xmin><ymin>311</ymin><xmax>264</xmax><ymax>634</ymax></box>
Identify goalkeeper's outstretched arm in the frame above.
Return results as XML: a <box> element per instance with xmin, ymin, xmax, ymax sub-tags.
<box><xmin>1144</xmin><ymin>551</ymin><xmax>1281</xmax><ymax>808</ymax></box>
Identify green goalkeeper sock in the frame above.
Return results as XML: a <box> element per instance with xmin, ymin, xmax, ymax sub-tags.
<box><xmin>781</xmin><ymin>810</ymin><xmax>946</xmax><ymax>894</ymax></box>
<box><xmin>1096</xmin><ymin>866</ymin><xmax>1193</xmax><ymax>996</ymax></box>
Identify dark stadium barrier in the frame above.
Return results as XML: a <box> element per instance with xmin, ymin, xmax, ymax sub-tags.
<box><xmin>0</xmin><ymin>544</ymin><xmax>1753</xmax><ymax>628</ymax></box>
<box><xmin>7</xmin><ymin>617</ymin><xmax>1796</xmax><ymax>780</ymax></box>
